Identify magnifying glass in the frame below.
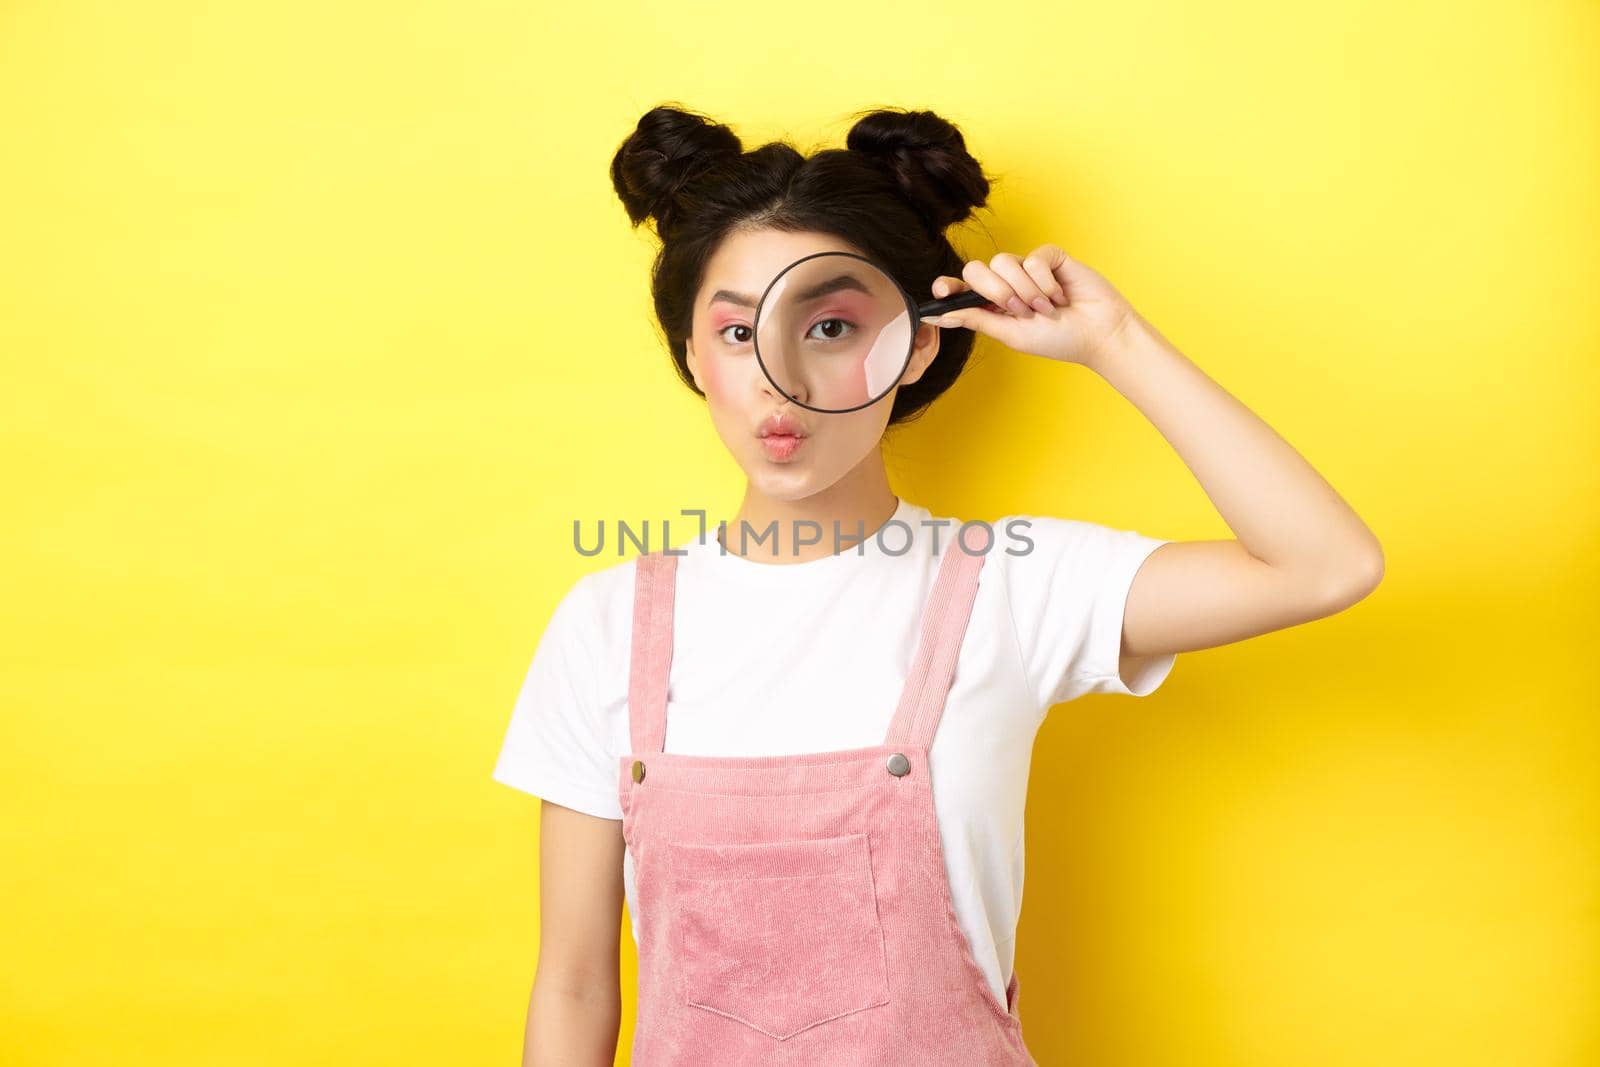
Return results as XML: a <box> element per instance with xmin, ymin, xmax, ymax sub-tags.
<box><xmin>752</xmin><ymin>250</ymin><xmax>995</xmax><ymax>415</ymax></box>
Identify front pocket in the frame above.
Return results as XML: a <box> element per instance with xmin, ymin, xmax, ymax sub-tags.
<box><xmin>666</xmin><ymin>832</ymin><xmax>891</xmax><ymax>1040</ymax></box>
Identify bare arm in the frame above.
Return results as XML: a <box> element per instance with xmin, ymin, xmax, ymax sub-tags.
<box><xmin>522</xmin><ymin>799</ymin><xmax>626</xmax><ymax>1067</ymax></box>
<box><xmin>1098</xmin><ymin>309</ymin><xmax>1386</xmax><ymax>671</ymax></box>
<box><xmin>927</xmin><ymin>244</ymin><xmax>1384</xmax><ymax>679</ymax></box>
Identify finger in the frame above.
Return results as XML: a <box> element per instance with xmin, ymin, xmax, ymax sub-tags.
<box><xmin>1021</xmin><ymin>246</ymin><xmax>1069</xmax><ymax>306</ymax></box>
<box><xmin>921</xmin><ymin>274</ymin><xmax>993</xmax><ymax>325</ymax></box>
<box><xmin>1037</xmin><ymin>243</ymin><xmax>1115</xmax><ymax>302</ymax></box>
<box><xmin>930</xmin><ymin>303</ymin><xmax>1029</xmax><ymax>349</ymax></box>
<box><xmin>961</xmin><ymin>259</ymin><xmax>1024</xmax><ymax>317</ymax></box>
<box><xmin>989</xmin><ymin>252</ymin><xmax>1053</xmax><ymax>315</ymax></box>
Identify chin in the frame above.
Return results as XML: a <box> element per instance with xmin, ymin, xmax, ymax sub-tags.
<box><xmin>744</xmin><ymin>462</ymin><xmax>828</xmax><ymax>501</ymax></box>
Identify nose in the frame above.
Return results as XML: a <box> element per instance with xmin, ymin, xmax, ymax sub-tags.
<box><xmin>759</xmin><ymin>365</ymin><xmax>808</xmax><ymax>407</ymax></box>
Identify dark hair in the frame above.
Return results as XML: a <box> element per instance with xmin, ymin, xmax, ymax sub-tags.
<box><xmin>609</xmin><ymin>103</ymin><xmax>997</xmax><ymax>425</ymax></box>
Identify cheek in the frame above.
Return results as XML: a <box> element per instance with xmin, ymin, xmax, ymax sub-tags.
<box><xmin>692</xmin><ymin>324</ymin><xmax>726</xmax><ymax>393</ymax></box>
<box><xmin>696</xmin><ymin>334</ymin><xmax>756</xmax><ymax>403</ymax></box>
<box><xmin>698</xmin><ymin>342</ymin><xmax>722</xmax><ymax>394</ymax></box>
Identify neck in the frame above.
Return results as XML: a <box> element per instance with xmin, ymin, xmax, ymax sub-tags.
<box><xmin>718</xmin><ymin>459</ymin><xmax>899</xmax><ymax>564</ymax></box>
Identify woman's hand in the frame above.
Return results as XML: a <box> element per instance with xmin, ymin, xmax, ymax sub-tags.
<box><xmin>924</xmin><ymin>244</ymin><xmax>1138</xmax><ymax>370</ymax></box>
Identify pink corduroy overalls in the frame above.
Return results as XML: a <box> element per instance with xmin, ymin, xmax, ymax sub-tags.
<box><xmin>616</xmin><ymin>543</ymin><xmax>1038</xmax><ymax>1065</ymax></box>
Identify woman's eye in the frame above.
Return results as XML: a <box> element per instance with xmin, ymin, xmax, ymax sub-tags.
<box><xmin>718</xmin><ymin>323</ymin><xmax>753</xmax><ymax>345</ymax></box>
<box><xmin>807</xmin><ymin>318</ymin><xmax>855</xmax><ymax>341</ymax></box>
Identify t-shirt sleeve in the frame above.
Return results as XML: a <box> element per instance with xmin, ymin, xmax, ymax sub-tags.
<box><xmin>998</xmin><ymin>515</ymin><xmax>1176</xmax><ymax>711</ymax></box>
<box><xmin>491</xmin><ymin>573</ymin><xmax>624</xmax><ymax>820</ymax></box>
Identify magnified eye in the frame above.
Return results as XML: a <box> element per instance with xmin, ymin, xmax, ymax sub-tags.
<box><xmin>807</xmin><ymin>318</ymin><xmax>856</xmax><ymax>341</ymax></box>
<box><xmin>718</xmin><ymin>323</ymin><xmax>753</xmax><ymax>345</ymax></box>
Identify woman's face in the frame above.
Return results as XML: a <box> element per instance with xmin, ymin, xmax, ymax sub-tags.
<box><xmin>684</xmin><ymin>227</ymin><xmax>940</xmax><ymax>502</ymax></box>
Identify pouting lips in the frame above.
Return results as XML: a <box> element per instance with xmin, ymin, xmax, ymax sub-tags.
<box><xmin>757</xmin><ymin>411</ymin><xmax>810</xmax><ymax>439</ymax></box>
<box><xmin>759</xmin><ymin>433</ymin><xmax>806</xmax><ymax>461</ymax></box>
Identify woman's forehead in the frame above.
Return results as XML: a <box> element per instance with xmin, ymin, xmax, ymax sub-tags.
<box><xmin>712</xmin><ymin>228</ymin><xmax>864</xmax><ymax>275</ymax></box>
<box><xmin>700</xmin><ymin>228</ymin><xmax>866</xmax><ymax>306</ymax></box>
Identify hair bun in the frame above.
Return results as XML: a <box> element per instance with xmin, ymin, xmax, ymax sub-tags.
<box><xmin>610</xmin><ymin>105</ymin><xmax>743</xmax><ymax>232</ymax></box>
<box><xmin>845</xmin><ymin>108</ymin><xmax>990</xmax><ymax>231</ymax></box>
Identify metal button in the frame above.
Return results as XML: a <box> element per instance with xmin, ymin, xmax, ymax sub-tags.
<box><xmin>886</xmin><ymin>752</ymin><xmax>911</xmax><ymax>777</ymax></box>
<box><xmin>631</xmin><ymin>759</ymin><xmax>646</xmax><ymax>783</ymax></box>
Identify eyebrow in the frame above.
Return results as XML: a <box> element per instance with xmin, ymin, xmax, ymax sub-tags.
<box><xmin>707</xmin><ymin>271</ymin><xmax>872</xmax><ymax>311</ymax></box>
<box><xmin>707</xmin><ymin>288</ymin><xmax>759</xmax><ymax>309</ymax></box>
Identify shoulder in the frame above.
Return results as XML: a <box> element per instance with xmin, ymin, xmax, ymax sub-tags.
<box><xmin>989</xmin><ymin>513</ymin><xmax>1163</xmax><ymax>565</ymax></box>
<box><xmin>986</xmin><ymin>513</ymin><xmax>1174</xmax><ymax>706</ymax></box>
<box><xmin>572</xmin><ymin>553</ymin><xmax>637</xmax><ymax>612</ymax></box>
<box><xmin>982</xmin><ymin>512</ymin><xmax>1170</xmax><ymax>638</ymax></box>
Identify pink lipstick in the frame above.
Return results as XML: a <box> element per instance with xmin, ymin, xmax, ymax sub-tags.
<box><xmin>757</xmin><ymin>411</ymin><xmax>810</xmax><ymax>463</ymax></box>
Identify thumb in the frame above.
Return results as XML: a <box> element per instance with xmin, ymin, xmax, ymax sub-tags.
<box><xmin>924</xmin><ymin>304</ymin><xmax>1027</xmax><ymax>347</ymax></box>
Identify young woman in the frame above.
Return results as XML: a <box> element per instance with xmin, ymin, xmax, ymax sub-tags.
<box><xmin>493</xmin><ymin>104</ymin><xmax>1384</xmax><ymax>1065</ymax></box>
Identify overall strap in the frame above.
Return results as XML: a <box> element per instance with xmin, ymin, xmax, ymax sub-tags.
<box><xmin>627</xmin><ymin>550</ymin><xmax>678</xmax><ymax>755</ymax></box>
<box><xmin>883</xmin><ymin>545</ymin><xmax>988</xmax><ymax>750</ymax></box>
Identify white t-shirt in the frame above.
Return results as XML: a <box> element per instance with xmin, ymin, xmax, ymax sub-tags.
<box><xmin>493</xmin><ymin>497</ymin><xmax>1176</xmax><ymax>1011</ymax></box>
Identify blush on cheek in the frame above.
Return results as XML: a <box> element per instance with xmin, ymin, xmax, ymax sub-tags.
<box><xmin>697</xmin><ymin>344</ymin><xmax>721</xmax><ymax>394</ymax></box>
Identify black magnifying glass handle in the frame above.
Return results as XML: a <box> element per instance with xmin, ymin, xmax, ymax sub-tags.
<box><xmin>918</xmin><ymin>288</ymin><xmax>1000</xmax><ymax>319</ymax></box>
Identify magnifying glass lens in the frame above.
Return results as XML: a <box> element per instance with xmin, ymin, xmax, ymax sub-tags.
<box><xmin>753</xmin><ymin>253</ymin><xmax>914</xmax><ymax>414</ymax></box>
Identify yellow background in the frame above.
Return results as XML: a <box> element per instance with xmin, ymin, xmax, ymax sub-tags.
<box><xmin>2</xmin><ymin>1</ymin><xmax>1595</xmax><ymax>1064</ymax></box>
